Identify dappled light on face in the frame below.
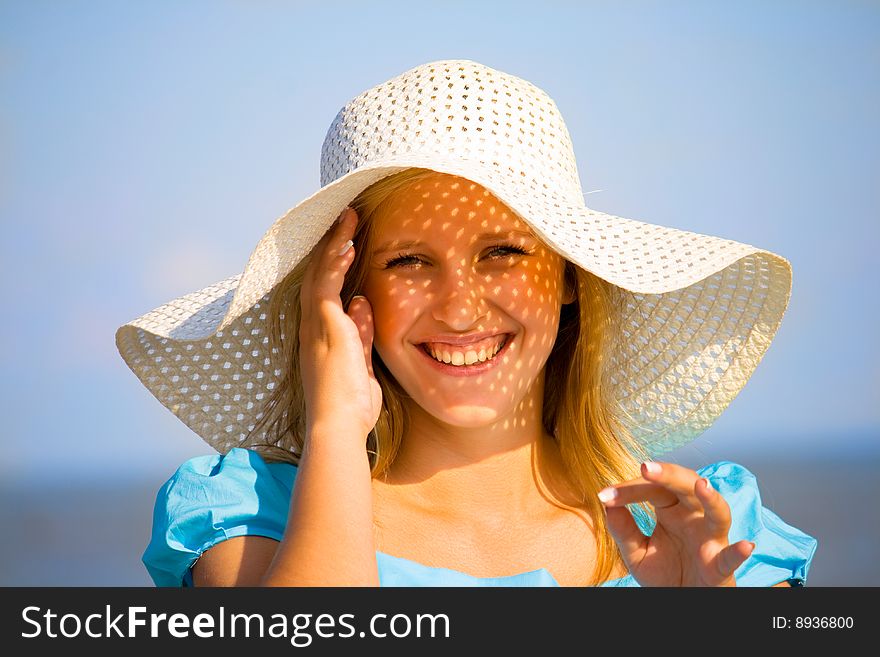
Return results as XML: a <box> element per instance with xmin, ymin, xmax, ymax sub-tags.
<box><xmin>362</xmin><ymin>171</ymin><xmax>566</xmax><ymax>434</ymax></box>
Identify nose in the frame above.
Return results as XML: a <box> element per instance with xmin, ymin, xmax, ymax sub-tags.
<box><xmin>430</xmin><ymin>266</ymin><xmax>490</xmax><ymax>330</ymax></box>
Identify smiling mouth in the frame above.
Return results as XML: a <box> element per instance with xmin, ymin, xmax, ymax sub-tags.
<box><xmin>419</xmin><ymin>334</ymin><xmax>510</xmax><ymax>367</ymax></box>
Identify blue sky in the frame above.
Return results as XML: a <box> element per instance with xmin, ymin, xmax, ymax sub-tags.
<box><xmin>1</xmin><ymin>0</ymin><xmax>878</xmax><ymax>484</ymax></box>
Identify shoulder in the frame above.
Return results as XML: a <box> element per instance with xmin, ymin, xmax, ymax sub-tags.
<box><xmin>166</xmin><ymin>447</ymin><xmax>298</xmax><ymax>490</ymax></box>
<box><xmin>143</xmin><ymin>448</ymin><xmax>298</xmax><ymax>586</ymax></box>
<box><xmin>157</xmin><ymin>447</ymin><xmax>297</xmax><ymax>520</ymax></box>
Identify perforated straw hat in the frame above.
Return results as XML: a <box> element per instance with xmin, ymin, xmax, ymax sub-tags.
<box><xmin>115</xmin><ymin>58</ymin><xmax>791</xmax><ymax>457</ymax></box>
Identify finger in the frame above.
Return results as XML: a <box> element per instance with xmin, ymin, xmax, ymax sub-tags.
<box><xmin>301</xmin><ymin>207</ymin><xmax>352</xmax><ymax>294</ymax></box>
<box><xmin>598</xmin><ymin>481</ymin><xmax>679</xmax><ymax>510</ymax></box>
<box><xmin>693</xmin><ymin>476</ymin><xmax>732</xmax><ymax>537</ymax></box>
<box><xmin>312</xmin><ymin>208</ymin><xmax>358</xmax><ymax>301</ymax></box>
<box><xmin>347</xmin><ymin>295</ymin><xmax>375</xmax><ymax>378</ymax></box>
<box><xmin>639</xmin><ymin>461</ymin><xmax>704</xmax><ymax>512</ymax></box>
<box><xmin>712</xmin><ymin>540</ymin><xmax>754</xmax><ymax>580</ymax></box>
<box><xmin>602</xmin><ymin>505</ymin><xmax>649</xmax><ymax>570</ymax></box>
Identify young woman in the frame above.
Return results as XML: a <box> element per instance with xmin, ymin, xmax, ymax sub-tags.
<box><xmin>118</xmin><ymin>60</ymin><xmax>817</xmax><ymax>587</ymax></box>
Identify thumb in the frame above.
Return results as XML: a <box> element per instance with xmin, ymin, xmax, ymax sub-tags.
<box><xmin>602</xmin><ymin>503</ymin><xmax>649</xmax><ymax>571</ymax></box>
<box><xmin>713</xmin><ymin>540</ymin><xmax>754</xmax><ymax>580</ymax></box>
<box><xmin>347</xmin><ymin>295</ymin><xmax>375</xmax><ymax>377</ymax></box>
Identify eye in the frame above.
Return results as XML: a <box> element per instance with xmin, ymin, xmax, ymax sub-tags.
<box><xmin>381</xmin><ymin>253</ymin><xmax>426</xmax><ymax>269</ymax></box>
<box><xmin>485</xmin><ymin>244</ymin><xmax>530</xmax><ymax>259</ymax></box>
<box><xmin>381</xmin><ymin>243</ymin><xmax>531</xmax><ymax>270</ymax></box>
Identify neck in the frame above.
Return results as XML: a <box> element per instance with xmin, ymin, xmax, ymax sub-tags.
<box><xmin>377</xmin><ymin>375</ymin><xmax>570</xmax><ymax>520</ymax></box>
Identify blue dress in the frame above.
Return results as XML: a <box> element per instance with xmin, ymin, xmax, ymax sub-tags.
<box><xmin>143</xmin><ymin>447</ymin><xmax>817</xmax><ymax>587</ymax></box>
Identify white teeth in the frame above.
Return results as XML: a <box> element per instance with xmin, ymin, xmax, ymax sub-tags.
<box><xmin>425</xmin><ymin>336</ymin><xmax>507</xmax><ymax>367</ymax></box>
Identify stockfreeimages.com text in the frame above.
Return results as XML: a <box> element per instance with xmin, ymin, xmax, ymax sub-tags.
<box><xmin>21</xmin><ymin>605</ymin><xmax>450</xmax><ymax>646</ymax></box>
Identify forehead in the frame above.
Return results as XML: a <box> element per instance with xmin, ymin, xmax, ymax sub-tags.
<box><xmin>372</xmin><ymin>172</ymin><xmax>533</xmax><ymax>238</ymax></box>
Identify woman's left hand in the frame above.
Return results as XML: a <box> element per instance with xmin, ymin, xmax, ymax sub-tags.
<box><xmin>598</xmin><ymin>461</ymin><xmax>755</xmax><ymax>587</ymax></box>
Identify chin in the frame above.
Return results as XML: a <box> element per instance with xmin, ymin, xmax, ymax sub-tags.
<box><xmin>426</xmin><ymin>404</ymin><xmax>504</xmax><ymax>427</ymax></box>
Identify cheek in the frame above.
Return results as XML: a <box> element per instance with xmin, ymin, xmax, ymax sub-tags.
<box><xmin>503</xmin><ymin>263</ymin><xmax>565</xmax><ymax>311</ymax></box>
<box><xmin>516</xmin><ymin>263</ymin><xmax>566</xmax><ymax>356</ymax></box>
<box><xmin>363</xmin><ymin>276</ymin><xmax>422</xmax><ymax>343</ymax></box>
<box><xmin>537</xmin><ymin>258</ymin><xmax>566</xmax><ymax>302</ymax></box>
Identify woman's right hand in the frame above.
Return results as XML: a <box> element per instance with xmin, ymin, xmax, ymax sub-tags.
<box><xmin>298</xmin><ymin>207</ymin><xmax>382</xmax><ymax>442</ymax></box>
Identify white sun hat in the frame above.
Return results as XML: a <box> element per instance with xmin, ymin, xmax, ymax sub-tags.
<box><xmin>115</xmin><ymin>58</ymin><xmax>791</xmax><ymax>457</ymax></box>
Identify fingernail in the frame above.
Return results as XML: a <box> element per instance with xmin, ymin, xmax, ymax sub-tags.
<box><xmin>701</xmin><ymin>477</ymin><xmax>713</xmax><ymax>491</ymax></box>
<box><xmin>643</xmin><ymin>461</ymin><xmax>662</xmax><ymax>475</ymax></box>
<box><xmin>337</xmin><ymin>239</ymin><xmax>354</xmax><ymax>256</ymax></box>
<box><xmin>597</xmin><ymin>487</ymin><xmax>618</xmax><ymax>504</ymax></box>
<box><xmin>748</xmin><ymin>541</ymin><xmax>756</xmax><ymax>553</ymax></box>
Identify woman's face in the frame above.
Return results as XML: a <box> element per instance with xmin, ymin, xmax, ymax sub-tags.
<box><xmin>362</xmin><ymin>172</ymin><xmax>571</xmax><ymax>428</ymax></box>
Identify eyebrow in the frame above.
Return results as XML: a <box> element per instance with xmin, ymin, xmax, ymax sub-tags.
<box><xmin>373</xmin><ymin>230</ymin><xmax>537</xmax><ymax>255</ymax></box>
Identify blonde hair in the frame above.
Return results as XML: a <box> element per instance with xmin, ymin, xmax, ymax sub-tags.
<box><xmin>247</xmin><ymin>167</ymin><xmax>652</xmax><ymax>585</ymax></box>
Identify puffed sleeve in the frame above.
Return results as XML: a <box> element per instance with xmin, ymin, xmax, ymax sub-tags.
<box><xmin>142</xmin><ymin>447</ymin><xmax>298</xmax><ymax>587</ymax></box>
<box><xmin>697</xmin><ymin>460</ymin><xmax>818</xmax><ymax>586</ymax></box>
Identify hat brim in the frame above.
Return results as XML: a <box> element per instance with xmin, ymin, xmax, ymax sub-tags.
<box><xmin>116</xmin><ymin>155</ymin><xmax>792</xmax><ymax>456</ymax></box>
